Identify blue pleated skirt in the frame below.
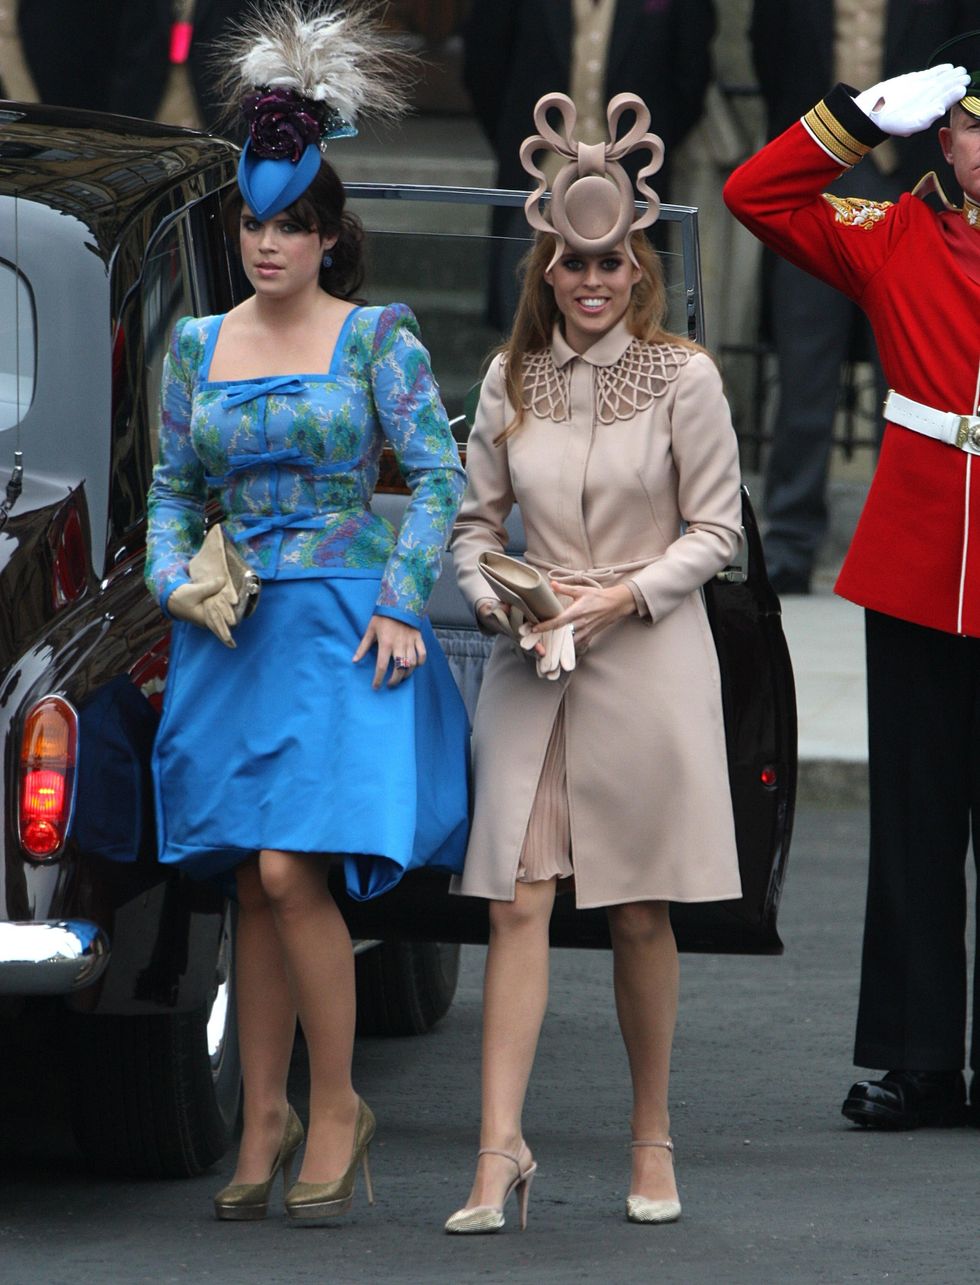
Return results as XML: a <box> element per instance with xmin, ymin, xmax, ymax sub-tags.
<box><xmin>152</xmin><ymin>576</ymin><xmax>470</xmax><ymax>900</ymax></box>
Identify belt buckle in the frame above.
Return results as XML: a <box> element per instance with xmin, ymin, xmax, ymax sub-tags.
<box><xmin>956</xmin><ymin>416</ymin><xmax>980</xmax><ymax>452</ymax></box>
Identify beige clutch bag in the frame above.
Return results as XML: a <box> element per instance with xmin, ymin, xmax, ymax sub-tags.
<box><xmin>188</xmin><ymin>523</ymin><xmax>261</xmax><ymax>626</ymax></box>
<box><xmin>477</xmin><ymin>551</ymin><xmax>562</xmax><ymax>623</ymax></box>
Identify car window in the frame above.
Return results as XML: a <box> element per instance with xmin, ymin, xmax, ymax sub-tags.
<box><xmin>142</xmin><ymin>218</ymin><xmax>197</xmax><ymax>466</ymax></box>
<box><xmin>142</xmin><ymin>194</ymin><xmax>239</xmax><ymax>467</ymax></box>
<box><xmin>348</xmin><ymin>188</ymin><xmax>702</xmax><ymax>438</ymax></box>
<box><xmin>0</xmin><ymin>260</ymin><xmax>36</xmax><ymax>430</ymax></box>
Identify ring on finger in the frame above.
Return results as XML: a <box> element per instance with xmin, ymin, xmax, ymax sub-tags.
<box><xmin>394</xmin><ymin>656</ymin><xmax>413</xmax><ymax>670</ymax></box>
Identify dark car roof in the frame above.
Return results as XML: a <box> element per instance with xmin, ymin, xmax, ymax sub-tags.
<box><xmin>0</xmin><ymin>100</ymin><xmax>239</xmax><ymax>260</ymax></box>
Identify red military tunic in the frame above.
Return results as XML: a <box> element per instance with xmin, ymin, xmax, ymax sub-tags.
<box><xmin>724</xmin><ymin>84</ymin><xmax>980</xmax><ymax>637</ymax></box>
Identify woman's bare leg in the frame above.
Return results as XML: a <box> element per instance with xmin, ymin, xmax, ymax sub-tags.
<box><xmin>229</xmin><ymin>856</ymin><xmax>298</xmax><ymax>1184</ymax></box>
<box><xmin>257</xmin><ymin>850</ymin><xmax>359</xmax><ymax>1183</ymax></box>
<box><xmin>461</xmin><ymin>878</ymin><xmax>556</xmax><ymax>1208</ymax></box>
<box><xmin>607</xmin><ymin>900</ymin><xmax>679</xmax><ymax>1203</ymax></box>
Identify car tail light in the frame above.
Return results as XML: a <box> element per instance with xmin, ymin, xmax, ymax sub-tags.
<box><xmin>51</xmin><ymin>504</ymin><xmax>87</xmax><ymax>606</ymax></box>
<box><xmin>18</xmin><ymin>696</ymin><xmax>78</xmax><ymax>859</ymax></box>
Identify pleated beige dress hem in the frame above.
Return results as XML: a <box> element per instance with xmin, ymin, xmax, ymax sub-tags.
<box><xmin>516</xmin><ymin>700</ymin><xmax>574</xmax><ymax>884</ymax></box>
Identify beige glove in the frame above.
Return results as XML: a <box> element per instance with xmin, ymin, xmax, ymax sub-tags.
<box><xmin>477</xmin><ymin>598</ymin><xmax>526</xmax><ymax>641</ymax></box>
<box><xmin>519</xmin><ymin>621</ymin><xmax>576</xmax><ymax>680</ymax></box>
<box><xmin>167</xmin><ymin>577</ymin><xmax>239</xmax><ymax>649</ymax></box>
<box><xmin>854</xmin><ymin>64</ymin><xmax>969</xmax><ymax>136</ymax></box>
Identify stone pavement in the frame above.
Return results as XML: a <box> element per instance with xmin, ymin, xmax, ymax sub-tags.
<box><xmin>780</xmin><ymin>588</ymin><xmax>868</xmax><ymax>806</ymax></box>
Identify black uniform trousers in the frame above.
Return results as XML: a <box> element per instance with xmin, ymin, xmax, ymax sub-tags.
<box><xmin>856</xmin><ymin>609</ymin><xmax>980</xmax><ymax>1072</ymax></box>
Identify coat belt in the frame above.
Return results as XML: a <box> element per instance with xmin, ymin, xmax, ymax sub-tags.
<box><xmin>884</xmin><ymin>390</ymin><xmax>980</xmax><ymax>454</ymax></box>
<box><xmin>525</xmin><ymin>555</ymin><xmax>656</xmax><ymax>588</ymax></box>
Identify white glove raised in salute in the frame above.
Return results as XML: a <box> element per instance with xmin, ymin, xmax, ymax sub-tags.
<box><xmin>854</xmin><ymin>63</ymin><xmax>969</xmax><ymax>136</ymax></box>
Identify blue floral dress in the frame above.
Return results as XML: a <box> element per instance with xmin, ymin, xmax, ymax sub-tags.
<box><xmin>145</xmin><ymin>303</ymin><xmax>470</xmax><ymax>899</ymax></box>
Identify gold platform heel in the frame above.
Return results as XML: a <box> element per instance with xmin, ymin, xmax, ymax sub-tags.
<box><xmin>625</xmin><ymin>1139</ymin><xmax>681</xmax><ymax>1224</ymax></box>
<box><xmin>444</xmin><ymin>1146</ymin><xmax>537</xmax><ymax>1234</ymax></box>
<box><xmin>284</xmin><ymin>1097</ymin><xmax>376</xmax><ymax>1224</ymax></box>
<box><xmin>213</xmin><ymin>1104</ymin><xmax>305</xmax><ymax>1221</ymax></box>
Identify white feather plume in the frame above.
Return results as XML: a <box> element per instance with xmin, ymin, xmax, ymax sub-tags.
<box><xmin>219</xmin><ymin>0</ymin><xmax>414</xmax><ymax>126</ymax></box>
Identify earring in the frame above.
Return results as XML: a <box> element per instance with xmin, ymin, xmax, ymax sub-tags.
<box><xmin>322</xmin><ymin>251</ymin><xmax>334</xmax><ymax>268</ymax></box>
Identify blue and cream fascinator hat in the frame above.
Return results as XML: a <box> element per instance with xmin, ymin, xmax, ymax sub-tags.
<box><xmin>221</xmin><ymin>0</ymin><xmax>413</xmax><ymax>220</ymax></box>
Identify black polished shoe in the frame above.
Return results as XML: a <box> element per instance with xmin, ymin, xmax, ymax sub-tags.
<box><xmin>841</xmin><ymin>1070</ymin><xmax>967</xmax><ymax>1129</ymax></box>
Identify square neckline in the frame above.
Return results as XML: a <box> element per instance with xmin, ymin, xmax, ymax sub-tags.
<box><xmin>200</xmin><ymin>306</ymin><xmax>364</xmax><ymax>387</ymax></box>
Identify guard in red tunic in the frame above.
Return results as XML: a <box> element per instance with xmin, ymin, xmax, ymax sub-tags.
<box><xmin>725</xmin><ymin>39</ymin><xmax>980</xmax><ymax>1130</ymax></box>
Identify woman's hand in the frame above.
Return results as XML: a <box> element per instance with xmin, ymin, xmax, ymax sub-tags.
<box><xmin>353</xmin><ymin>614</ymin><xmax>427</xmax><ymax>690</ymax></box>
<box><xmin>532</xmin><ymin>582</ymin><xmax>635</xmax><ymax>652</ymax></box>
<box><xmin>476</xmin><ymin>598</ymin><xmax>530</xmax><ymax>642</ymax></box>
<box><xmin>168</xmin><ymin>577</ymin><xmax>238</xmax><ymax>649</ymax></box>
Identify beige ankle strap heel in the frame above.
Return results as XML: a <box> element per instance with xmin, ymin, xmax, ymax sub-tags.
<box><xmin>626</xmin><ymin>1139</ymin><xmax>681</xmax><ymax>1224</ymax></box>
<box><xmin>444</xmin><ymin>1145</ymin><xmax>537</xmax><ymax>1234</ymax></box>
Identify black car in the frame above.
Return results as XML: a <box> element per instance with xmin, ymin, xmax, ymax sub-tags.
<box><xmin>0</xmin><ymin>104</ymin><xmax>795</xmax><ymax>1178</ymax></box>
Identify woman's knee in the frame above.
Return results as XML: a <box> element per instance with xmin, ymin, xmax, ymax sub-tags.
<box><xmin>257</xmin><ymin>850</ymin><xmax>326</xmax><ymax>910</ymax></box>
<box><xmin>608</xmin><ymin>900</ymin><xmax>671</xmax><ymax>948</ymax></box>
<box><xmin>236</xmin><ymin>856</ymin><xmax>268</xmax><ymax>912</ymax></box>
<box><xmin>489</xmin><ymin>880</ymin><xmax>555</xmax><ymax>936</ymax></box>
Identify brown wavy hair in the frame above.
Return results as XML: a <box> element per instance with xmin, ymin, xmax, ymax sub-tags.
<box><xmin>495</xmin><ymin>232</ymin><xmax>704</xmax><ymax>443</ymax></box>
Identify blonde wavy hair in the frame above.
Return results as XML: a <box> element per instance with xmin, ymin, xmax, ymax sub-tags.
<box><xmin>495</xmin><ymin>232</ymin><xmax>704</xmax><ymax>443</ymax></box>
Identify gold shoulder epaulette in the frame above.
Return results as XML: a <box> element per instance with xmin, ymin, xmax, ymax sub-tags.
<box><xmin>802</xmin><ymin>100</ymin><xmax>872</xmax><ymax>167</ymax></box>
<box><xmin>822</xmin><ymin>193</ymin><xmax>892</xmax><ymax>229</ymax></box>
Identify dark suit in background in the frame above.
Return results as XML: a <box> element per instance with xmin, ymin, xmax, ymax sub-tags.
<box><xmin>18</xmin><ymin>0</ymin><xmax>171</xmax><ymax>120</ymax></box>
<box><xmin>188</xmin><ymin>0</ymin><xmax>253</xmax><ymax>135</ymax></box>
<box><xmin>750</xmin><ymin>0</ymin><xmax>980</xmax><ymax>592</ymax></box>
<box><xmin>463</xmin><ymin>0</ymin><xmax>716</xmax><ymax>328</ymax></box>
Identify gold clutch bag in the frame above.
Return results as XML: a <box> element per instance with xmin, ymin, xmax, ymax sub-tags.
<box><xmin>477</xmin><ymin>551</ymin><xmax>562</xmax><ymax>623</ymax></box>
<box><xmin>188</xmin><ymin>523</ymin><xmax>261</xmax><ymax>626</ymax></box>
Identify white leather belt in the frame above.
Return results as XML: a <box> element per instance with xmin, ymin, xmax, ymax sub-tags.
<box><xmin>884</xmin><ymin>389</ymin><xmax>980</xmax><ymax>454</ymax></box>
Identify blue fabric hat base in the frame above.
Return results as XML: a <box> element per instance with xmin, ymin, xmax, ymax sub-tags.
<box><xmin>237</xmin><ymin>138</ymin><xmax>322</xmax><ymax>220</ymax></box>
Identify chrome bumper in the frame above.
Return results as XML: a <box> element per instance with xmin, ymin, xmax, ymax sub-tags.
<box><xmin>0</xmin><ymin>920</ymin><xmax>110</xmax><ymax>993</ymax></box>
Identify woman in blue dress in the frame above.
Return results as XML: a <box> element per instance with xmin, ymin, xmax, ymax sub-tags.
<box><xmin>144</xmin><ymin>3</ymin><xmax>469</xmax><ymax>1225</ymax></box>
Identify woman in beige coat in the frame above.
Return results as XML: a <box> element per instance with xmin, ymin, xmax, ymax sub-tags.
<box><xmin>444</xmin><ymin>92</ymin><xmax>743</xmax><ymax>1233</ymax></box>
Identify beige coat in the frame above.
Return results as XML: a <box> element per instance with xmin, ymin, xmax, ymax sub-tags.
<box><xmin>450</xmin><ymin>320</ymin><xmax>743</xmax><ymax>909</ymax></box>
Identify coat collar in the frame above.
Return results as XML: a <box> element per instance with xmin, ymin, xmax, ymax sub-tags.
<box><xmin>912</xmin><ymin>171</ymin><xmax>980</xmax><ymax>231</ymax></box>
<box><xmin>551</xmin><ymin>317</ymin><xmax>635</xmax><ymax>368</ymax></box>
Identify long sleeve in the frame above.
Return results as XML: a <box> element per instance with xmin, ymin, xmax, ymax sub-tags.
<box><xmin>723</xmin><ymin>85</ymin><xmax>906</xmax><ymax>301</ymax></box>
<box><xmin>630</xmin><ymin>355</ymin><xmax>742</xmax><ymax>623</ymax></box>
<box><xmin>449</xmin><ymin>356</ymin><xmax>516</xmax><ymax>613</ymax></box>
<box><xmin>144</xmin><ymin>316</ymin><xmax>207</xmax><ymax>612</ymax></box>
<box><xmin>370</xmin><ymin>305</ymin><xmax>466</xmax><ymax>627</ymax></box>
<box><xmin>663</xmin><ymin>0</ymin><xmax>717</xmax><ymax>150</ymax></box>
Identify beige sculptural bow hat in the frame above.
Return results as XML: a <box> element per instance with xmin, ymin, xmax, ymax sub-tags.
<box><xmin>519</xmin><ymin>91</ymin><xmax>665</xmax><ymax>270</ymax></box>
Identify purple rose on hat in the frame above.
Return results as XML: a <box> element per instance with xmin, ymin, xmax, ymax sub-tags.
<box><xmin>242</xmin><ymin>87</ymin><xmax>323</xmax><ymax>162</ymax></box>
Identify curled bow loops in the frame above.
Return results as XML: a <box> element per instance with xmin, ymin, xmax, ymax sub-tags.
<box><xmin>632</xmin><ymin>165</ymin><xmax>662</xmax><ymax>236</ymax></box>
<box><xmin>531</xmin><ymin>92</ymin><xmax>581</xmax><ymax>157</ymax></box>
<box><xmin>605</xmin><ymin>94</ymin><xmax>654</xmax><ymax>160</ymax></box>
<box><xmin>519</xmin><ymin>136</ymin><xmax>555</xmax><ymax>243</ymax></box>
<box><xmin>520</xmin><ymin>92</ymin><xmax>585</xmax><ymax>249</ymax></box>
<box><xmin>519</xmin><ymin>90</ymin><xmax>666</xmax><ymax>270</ymax></box>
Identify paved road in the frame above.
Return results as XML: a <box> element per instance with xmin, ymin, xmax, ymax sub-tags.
<box><xmin>1</xmin><ymin>806</ymin><xmax>977</xmax><ymax>1285</ymax></box>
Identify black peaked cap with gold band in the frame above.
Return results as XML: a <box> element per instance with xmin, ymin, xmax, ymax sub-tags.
<box><xmin>928</xmin><ymin>29</ymin><xmax>980</xmax><ymax>119</ymax></box>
